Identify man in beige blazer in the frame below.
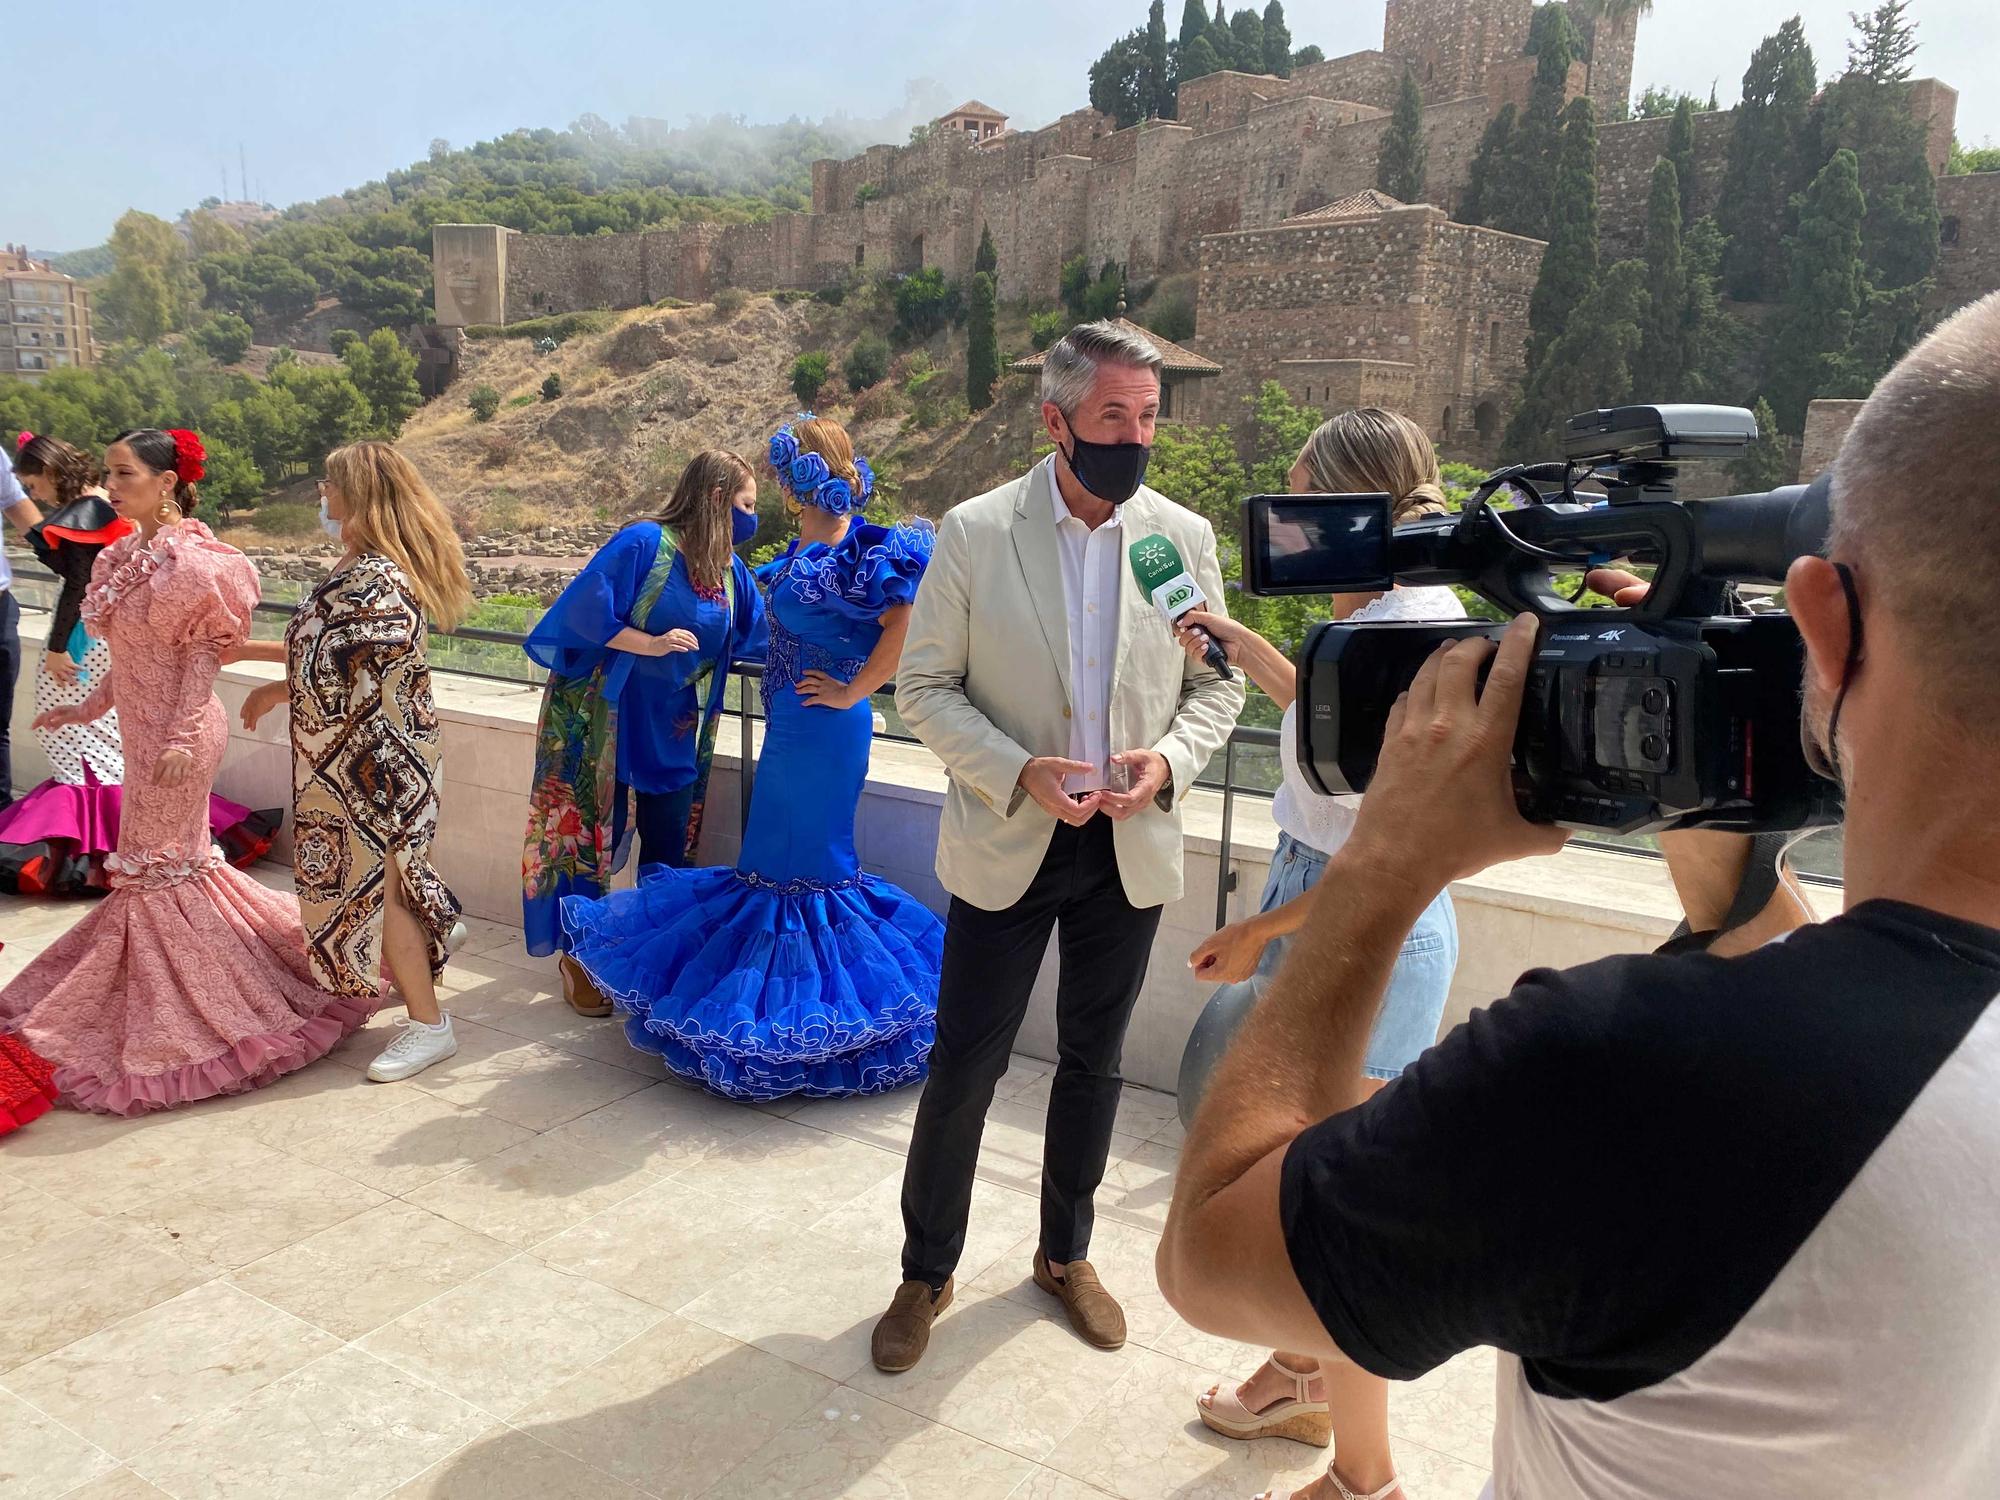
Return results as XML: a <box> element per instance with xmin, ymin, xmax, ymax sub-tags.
<box><xmin>873</xmin><ymin>322</ymin><xmax>1245</xmax><ymax>1371</ymax></box>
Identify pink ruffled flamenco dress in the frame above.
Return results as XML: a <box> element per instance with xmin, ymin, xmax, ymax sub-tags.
<box><xmin>0</xmin><ymin>522</ymin><xmax>377</xmax><ymax>1115</ymax></box>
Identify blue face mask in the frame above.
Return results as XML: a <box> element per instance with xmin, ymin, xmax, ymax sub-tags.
<box><xmin>732</xmin><ymin>506</ymin><xmax>760</xmax><ymax>546</ymax></box>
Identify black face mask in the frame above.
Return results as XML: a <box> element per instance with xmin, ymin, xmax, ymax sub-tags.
<box><xmin>1060</xmin><ymin>428</ymin><xmax>1151</xmax><ymax>506</ymax></box>
<box><xmin>1802</xmin><ymin>562</ymin><xmax>1865</xmax><ymax>792</ymax></box>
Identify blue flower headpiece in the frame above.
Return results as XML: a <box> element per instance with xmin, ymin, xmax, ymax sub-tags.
<box><xmin>768</xmin><ymin>414</ymin><xmax>874</xmax><ymax>517</ymax></box>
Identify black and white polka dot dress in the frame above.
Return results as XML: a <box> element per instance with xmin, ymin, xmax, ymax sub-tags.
<box><xmin>34</xmin><ymin>636</ymin><xmax>124</xmax><ymax>785</ymax></box>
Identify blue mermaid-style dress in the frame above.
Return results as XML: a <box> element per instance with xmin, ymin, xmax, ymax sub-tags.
<box><xmin>561</xmin><ymin>520</ymin><xmax>943</xmax><ymax>1099</ymax></box>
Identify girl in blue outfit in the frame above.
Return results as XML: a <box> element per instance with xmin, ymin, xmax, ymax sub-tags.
<box><xmin>1177</xmin><ymin>409</ymin><xmax>1464</xmax><ymax>1500</ymax></box>
<box><xmin>561</xmin><ymin>415</ymin><xmax>944</xmax><ymax>1099</ymax></box>
<box><xmin>521</xmin><ymin>451</ymin><xmax>766</xmax><ymax>1017</ymax></box>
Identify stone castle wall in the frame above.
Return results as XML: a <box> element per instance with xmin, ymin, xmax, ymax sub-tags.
<box><xmin>1190</xmin><ymin>205</ymin><xmax>1541</xmax><ymax>461</ymax></box>
<box><xmin>1594</xmin><ymin>109</ymin><xmax>1736</xmax><ymax>260</ymax></box>
<box><xmin>1799</xmin><ymin>399</ymin><xmax>1864</xmax><ymax>482</ymax></box>
<box><xmin>1935</xmin><ymin>172</ymin><xmax>2000</xmax><ymax>316</ymax></box>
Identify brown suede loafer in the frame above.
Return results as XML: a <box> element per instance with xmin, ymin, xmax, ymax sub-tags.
<box><xmin>871</xmin><ymin>1277</ymin><xmax>954</xmax><ymax>1373</ymax></box>
<box><xmin>1032</xmin><ymin>1255</ymin><xmax>1127</xmax><ymax>1350</ymax></box>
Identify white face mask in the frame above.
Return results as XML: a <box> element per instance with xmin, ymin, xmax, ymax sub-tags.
<box><xmin>318</xmin><ymin>496</ymin><xmax>345</xmax><ymax>542</ymax></box>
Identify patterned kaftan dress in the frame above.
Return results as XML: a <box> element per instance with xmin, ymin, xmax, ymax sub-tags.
<box><xmin>285</xmin><ymin>553</ymin><xmax>461</xmax><ymax>996</ymax></box>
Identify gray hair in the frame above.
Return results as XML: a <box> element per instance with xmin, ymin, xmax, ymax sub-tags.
<box><xmin>1040</xmin><ymin>320</ymin><xmax>1163</xmax><ymax>417</ymax></box>
<box><xmin>1830</xmin><ymin>288</ymin><xmax>2000</xmax><ymax>727</ymax></box>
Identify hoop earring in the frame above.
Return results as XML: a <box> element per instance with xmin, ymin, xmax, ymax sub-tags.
<box><xmin>155</xmin><ymin>498</ymin><xmax>184</xmax><ymax>527</ymax></box>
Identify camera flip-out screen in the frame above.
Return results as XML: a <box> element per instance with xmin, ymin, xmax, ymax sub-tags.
<box><xmin>1242</xmin><ymin>493</ymin><xmax>1396</xmax><ymax>596</ymax></box>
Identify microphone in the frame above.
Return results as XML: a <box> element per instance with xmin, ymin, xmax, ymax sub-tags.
<box><xmin>1128</xmin><ymin>534</ymin><xmax>1234</xmax><ymax>680</ymax></box>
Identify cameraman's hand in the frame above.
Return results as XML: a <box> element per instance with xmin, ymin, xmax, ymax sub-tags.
<box><xmin>1586</xmin><ymin>568</ymin><xmax>1650</xmax><ymax>608</ymax></box>
<box><xmin>1345</xmin><ymin>614</ymin><xmax>1569</xmax><ymax>891</ymax></box>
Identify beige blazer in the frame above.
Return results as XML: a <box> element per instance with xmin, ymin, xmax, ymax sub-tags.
<box><xmin>897</xmin><ymin>461</ymin><xmax>1245</xmax><ymax>912</ymax></box>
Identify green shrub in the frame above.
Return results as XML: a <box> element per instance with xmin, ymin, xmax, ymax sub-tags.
<box><xmin>467</xmin><ymin>385</ymin><xmax>501</xmax><ymax>422</ymax></box>
<box><xmin>507</xmin><ymin>393</ymin><xmax>535</xmax><ymax>408</ymax></box>
<box><xmin>541</xmin><ymin>372</ymin><xmax>563</xmax><ymax>401</ymax></box>
<box><xmin>245</xmin><ymin>500</ymin><xmax>320</xmax><ymax>539</ymax></box>
<box><xmin>893</xmin><ymin>267</ymin><xmax>956</xmax><ymax>341</ymax></box>
<box><xmin>463</xmin><ymin>311</ymin><xmax>614</xmax><ymax>342</ymax></box>
<box><xmin>192</xmin><ymin>312</ymin><xmax>254</xmax><ymax>364</ymax></box>
<box><xmin>791</xmin><ymin>351</ymin><xmax>832</xmax><ymax>407</ymax></box>
<box><xmin>712</xmin><ymin>285</ymin><xmax>750</xmax><ymax>318</ymax></box>
<box><xmin>845</xmin><ymin>333</ymin><xmax>892</xmax><ymax>392</ymax></box>
<box><xmin>1029</xmin><ymin>309</ymin><xmax>1068</xmax><ymax>351</ymax></box>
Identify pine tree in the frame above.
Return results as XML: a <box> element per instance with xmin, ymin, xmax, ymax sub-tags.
<box><xmin>1143</xmin><ymin>0</ymin><xmax>1176</xmax><ymax>119</ymax></box>
<box><xmin>1089</xmin><ymin>30</ymin><xmax>1151</xmax><ymax>129</ymax></box>
<box><xmin>1635</xmin><ymin>158</ymin><xmax>1688</xmax><ymax>399</ymax></box>
<box><xmin>967</xmin><ymin>271</ymin><xmax>1000</xmax><ymax>411</ymax></box>
<box><xmin>1377</xmin><ymin>72</ymin><xmax>1428</xmax><ymax>203</ymax></box>
<box><xmin>1179</xmin><ymin>0</ymin><xmax>1209</xmax><ymax>50</ymax></box>
<box><xmin>1507</xmin><ymin>260</ymin><xmax>1650</xmax><ymax>458</ymax></box>
<box><xmin>1524</xmin><ymin>99</ymin><xmax>1600</xmax><ymax>373</ymax></box>
<box><xmin>1493</xmin><ymin>5</ymin><xmax>1581</xmax><ymax>240</ymax></box>
<box><xmin>1665</xmin><ymin>96</ymin><xmax>1697</xmax><ymax>227</ymax></box>
<box><xmin>974</xmin><ymin>224</ymin><xmax>998</xmax><ymax>276</ymax></box>
<box><xmin>1458</xmin><ymin>104</ymin><xmax>1516</xmax><ymax>227</ymax></box>
<box><xmin>1849</xmin><ymin>0</ymin><xmax>1918</xmax><ymax>82</ymax></box>
<box><xmin>1767</xmin><ymin>149</ymin><xmax>1867</xmax><ymax>432</ymax></box>
<box><xmin>1212</xmin><ymin>0</ymin><xmax>1231</xmax><ymax>64</ymax></box>
<box><xmin>1729</xmin><ymin>398</ymin><xmax>1795</xmax><ymax>490</ymax></box>
<box><xmin>1230</xmin><ymin>9</ymin><xmax>1265</xmax><ymax>73</ymax></box>
<box><xmin>1815</xmin><ymin>1</ymin><xmax>1938</xmax><ymax>292</ymax></box>
<box><xmin>1717</xmin><ymin>19</ymin><xmax>1819</xmax><ymax>300</ymax></box>
<box><xmin>1262</xmin><ymin>1</ymin><xmax>1293</xmax><ymax>77</ymax></box>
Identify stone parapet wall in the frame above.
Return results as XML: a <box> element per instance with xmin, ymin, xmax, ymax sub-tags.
<box><xmin>1800</xmin><ymin>399</ymin><xmax>1865</xmax><ymax>482</ymax></box>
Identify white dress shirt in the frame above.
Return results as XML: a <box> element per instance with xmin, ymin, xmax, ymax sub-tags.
<box><xmin>0</xmin><ymin>446</ymin><xmax>27</xmax><ymax>592</ymax></box>
<box><xmin>1049</xmin><ymin>460</ymin><xmax>1122</xmax><ymax>793</ymax></box>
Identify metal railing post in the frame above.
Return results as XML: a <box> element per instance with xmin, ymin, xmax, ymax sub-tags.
<box><xmin>1215</xmin><ymin>736</ymin><xmax>1239</xmax><ymax>931</ymax></box>
<box><xmin>737</xmin><ymin>667</ymin><xmax>758</xmax><ymax>835</ymax></box>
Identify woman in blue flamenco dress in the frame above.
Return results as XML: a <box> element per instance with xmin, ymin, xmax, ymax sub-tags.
<box><xmin>521</xmin><ymin>451</ymin><xmax>767</xmax><ymax>1017</ymax></box>
<box><xmin>561</xmin><ymin>415</ymin><xmax>944</xmax><ymax>1100</ymax></box>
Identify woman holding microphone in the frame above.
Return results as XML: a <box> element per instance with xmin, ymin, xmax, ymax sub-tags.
<box><xmin>1177</xmin><ymin>408</ymin><xmax>1464</xmax><ymax>1500</ymax></box>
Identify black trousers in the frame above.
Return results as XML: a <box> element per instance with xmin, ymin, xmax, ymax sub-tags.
<box><xmin>0</xmin><ymin>591</ymin><xmax>18</xmax><ymax>807</ymax></box>
<box><xmin>900</xmin><ymin>816</ymin><xmax>1163</xmax><ymax>1286</ymax></box>
<box><xmin>612</xmin><ymin>781</ymin><xmax>699</xmax><ymax>872</ymax></box>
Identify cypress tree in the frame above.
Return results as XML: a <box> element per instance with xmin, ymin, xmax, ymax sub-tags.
<box><xmin>1680</xmin><ymin>215</ymin><xmax>1736</xmax><ymax>400</ymax></box>
<box><xmin>1377</xmin><ymin>72</ymin><xmax>1428</xmax><ymax>203</ymax></box>
<box><xmin>1507</xmin><ymin>260</ymin><xmax>1650</xmax><ymax>458</ymax></box>
<box><xmin>1143</xmin><ymin>0</ymin><xmax>1175</xmax><ymax>119</ymax></box>
<box><xmin>1665</xmin><ymin>96</ymin><xmax>1697</xmax><ymax>227</ymax></box>
<box><xmin>1636</xmin><ymin>157</ymin><xmax>1688</xmax><ymax>399</ymax></box>
<box><xmin>1493</xmin><ymin>5</ymin><xmax>1581</xmax><ymax>241</ymax></box>
<box><xmin>1524</xmin><ymin>98</ymin><xmax>1600</xmax><ymax>373</ymax></box>
<box><xmin>1212</xmin><ymin>0</ymin><xmax>1232</xmax><ymax>64</ymax></box>
<box><xmin>1766</xmin><ymin>148</ymin><xmax>1867</xmax><ymax>432</ymax></box>
<box><xmin>1262</xmin><ymin>1</ymin><xmax>1293</xmax><ymax>77</ymax></box>
<box><xmin>1814</xmin><ymin>0</ymin><xmax>1938</xmax><ymax>293</ymax></box>
<box><xmin>1179</xmin><ymin>0</ymin><xmax>1208</xmax><ymax>50</ymax></box>
<box><xmin>1230</xmin><ymin>9</ymin><xmax>1265</xmax><ymax>74</ymax></box>
<box><xmin>1179</xmin><ymin>33</ymin><xmax>1224</xmax><ymax>84</ymax></box>
<box><xmin>1458</xmin><ymin>104</ymin><xmax>1516</xmax><ymax>227</ymax></box>
<box><xmin>967</xmin><ymin>271</ymin><xmax>1000</xmax><ymax>411</ymax></box>
<box><xmin>974</xmin><ymin>224</ymin><xmax>998</xmax><ymax>276</ymax></box>
<box><xmin>1717</xmin><ymin>19</ymin><xmax>1819</xmax><ymax>300</ymax></box>
<box><xmin>1729</xmin><ymin>398</ymin><xmax>1795</xmax><ymax>490</ymax></box>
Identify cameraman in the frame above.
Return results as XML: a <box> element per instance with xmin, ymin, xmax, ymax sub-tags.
<box><xmin>1158</xmin><ymin>293</ymin><xmax>2000</xmax><ymax>1498</ymax></box>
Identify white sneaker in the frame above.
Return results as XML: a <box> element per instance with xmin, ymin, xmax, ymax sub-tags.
<box><xmin>366</xmin><ymin>1017</ymin><xmax>458</xmax><ymax>1082</ymax></box>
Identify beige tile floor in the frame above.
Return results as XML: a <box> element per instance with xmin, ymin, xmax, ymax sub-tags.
<box><xmin>0</xmin><ymin>874</ymin><xmax>1496</xmax><ymax>1500</ymax></box>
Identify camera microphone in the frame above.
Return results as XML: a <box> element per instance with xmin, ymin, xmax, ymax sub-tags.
<box><xmin>1128</xmin><ymin>534</ymin><xmax>1234</xmax><ymax>680</ymax></box>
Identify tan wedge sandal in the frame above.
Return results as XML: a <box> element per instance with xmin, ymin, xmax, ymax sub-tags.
<box><xmin>1197</xmin><ymin>1356</ymin><xmax>1333</xmax><ymax>1447</ymax></box>
<box><xmin>1258</xmin><ymin>1471</ymin><xmax>1402</xmax><ymax>1500</ymax></box>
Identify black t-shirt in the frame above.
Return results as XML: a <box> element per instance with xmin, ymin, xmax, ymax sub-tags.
<box><xmin>1280</xmin><ymin>900</ymin><xmax>2000</xmax><ymax>1496</ymax></box>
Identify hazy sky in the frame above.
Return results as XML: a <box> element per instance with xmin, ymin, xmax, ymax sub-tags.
<box><xmin>18</xmin><ymin>0</ymin><xmax>1998</xmax><ymax>251</ymax></box>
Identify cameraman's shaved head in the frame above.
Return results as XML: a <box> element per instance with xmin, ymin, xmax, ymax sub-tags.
<box><xmin>1831</xmin><ymin>290</ymin><xmax>2000</xmax><ymax>726</ymax></box>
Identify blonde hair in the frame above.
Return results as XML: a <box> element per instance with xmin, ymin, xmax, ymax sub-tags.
<box><xmin>1297</xmin><ymin>408</ymin><xmax>1450</xmax><ymax>522</ymax></box>
<box><xmin>323</xmin><ymin>441</ymin><xmax>475</xmax><ymax>631</ymax></box>
<box><xmin>783</xmin><ymin>416</ymin><xmax>865</xmax><ymax>517</ymax></box>
<box><xmin>653</xmin><ymin>449</ymin><xmax>754</xmax><ymax>592</ymax></box>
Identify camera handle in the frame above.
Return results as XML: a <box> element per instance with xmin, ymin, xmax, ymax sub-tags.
<box><xmin>1462</xmin><ymin>501</ymin><xmax>1703</xmax><ymax>622</ymax></box>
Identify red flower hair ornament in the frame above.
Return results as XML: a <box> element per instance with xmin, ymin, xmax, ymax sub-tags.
<box><xmin>166</xmin><ymin>428</ymin><xmax>207</xmax><ymax>485</ymax></box>
<box><xmin>15</xmin><ymin>431</ymin><xmax>32</xmax><ymax>451</ymax></box>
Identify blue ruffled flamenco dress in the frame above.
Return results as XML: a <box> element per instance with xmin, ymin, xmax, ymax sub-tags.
<box><xmin>561</xmin><ymin>521</ymin><xmax>945</xmax><ymax>1099</ymax></box>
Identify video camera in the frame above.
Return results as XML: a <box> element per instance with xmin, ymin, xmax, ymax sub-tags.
<box><xmin>1241</xmin><ymin>405</ymin><xmax>1842</xmax><ymax>835</ymax></box>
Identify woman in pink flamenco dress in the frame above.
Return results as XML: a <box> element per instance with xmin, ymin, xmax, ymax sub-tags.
<box><xmin>0</xmin><ymin>428</ymin><xmax>374</xmax><ymax>1115</ymax></box>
